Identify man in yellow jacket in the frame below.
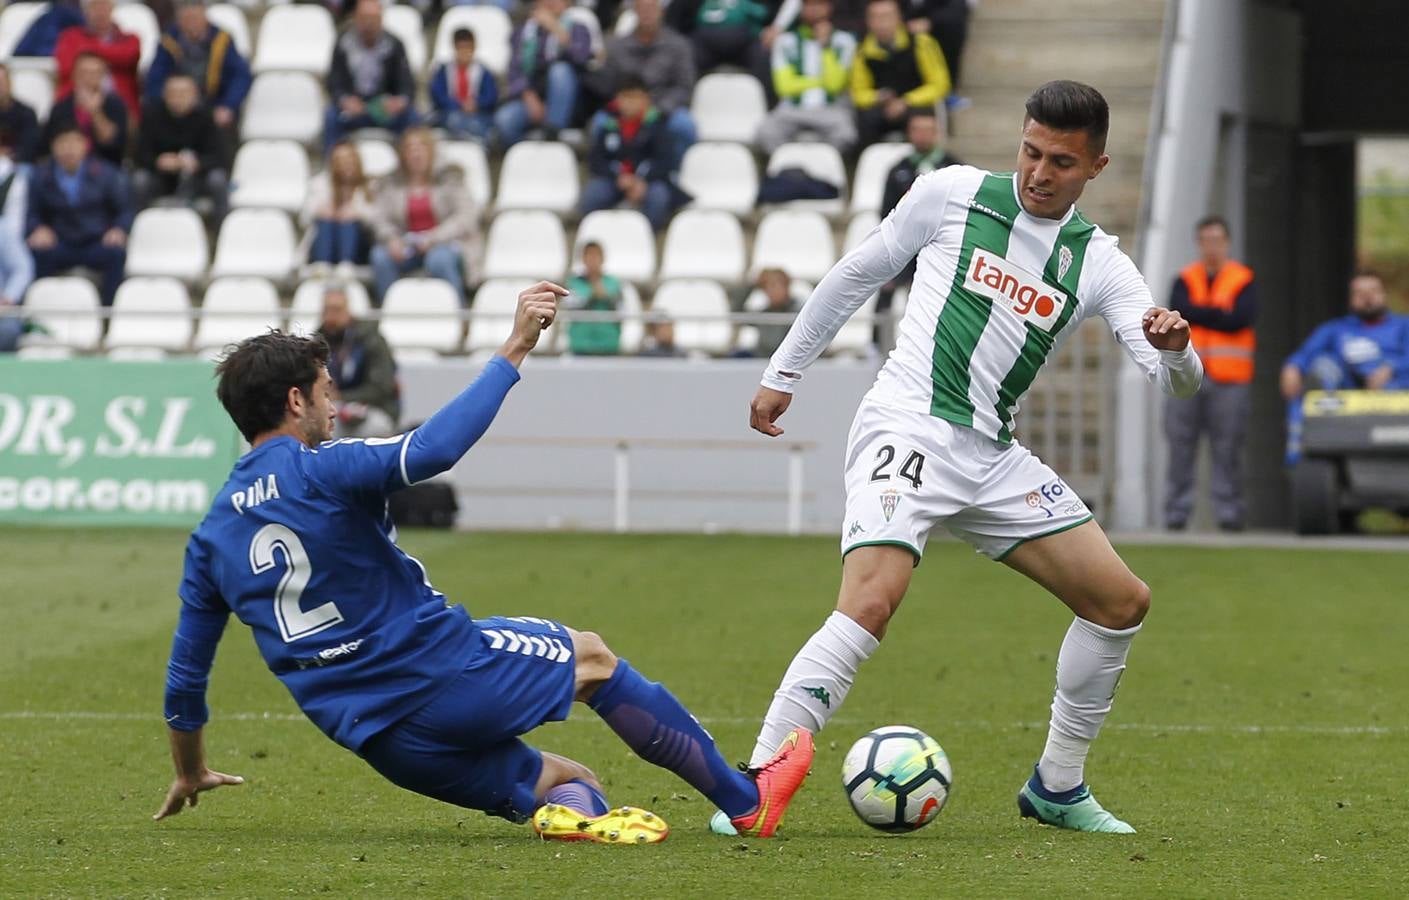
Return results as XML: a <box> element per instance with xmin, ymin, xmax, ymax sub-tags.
<box><xmin>850</xmin><ymin>0</ymin><xmax>950</xmax><ymax>147</ymax></box>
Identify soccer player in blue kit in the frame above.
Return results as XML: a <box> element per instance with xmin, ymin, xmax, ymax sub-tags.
<box><xmin>153</xmin><ymin>281</ymin><xmax>814</xmax><ymax>842</ymax></box>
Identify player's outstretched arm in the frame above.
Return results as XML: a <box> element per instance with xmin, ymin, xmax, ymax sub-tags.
<box><xmin>153</xmin><ymin>727</ymin><xmax>244</xmax><ymax>821</ymax></box>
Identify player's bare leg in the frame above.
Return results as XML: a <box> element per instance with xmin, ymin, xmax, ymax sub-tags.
<box><xmin>1003</xmin><ymin>519</ymin><xmax>1147</xmax><ymax>833</ymax></box>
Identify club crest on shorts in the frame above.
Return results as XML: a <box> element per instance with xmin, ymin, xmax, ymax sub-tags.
<box><xmin>1025</xmin><ymin>490</ymin><xmax>1043</xmax><ymax>508</ymax></box>
<box><xmin>1058</xmin><ymin>245</ymin><xmax>1074</xmax><ymax>281</ymax></box>
<box><xmin>880</xmin><ymin>489</ymin><xmax>901</xmax><ymax>522</ymax></box>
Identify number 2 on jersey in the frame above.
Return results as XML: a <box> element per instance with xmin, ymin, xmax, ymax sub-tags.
<box><xmin>249</xmin><ymin>524</ymin><xmax>345</xmax><ymax>643</ymax></box>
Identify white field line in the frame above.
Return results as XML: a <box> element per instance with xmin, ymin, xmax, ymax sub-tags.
<box><xmin>0</xmin><ymin>711</ymin><xmax>1404</xmax><ymax>736</ymax></box>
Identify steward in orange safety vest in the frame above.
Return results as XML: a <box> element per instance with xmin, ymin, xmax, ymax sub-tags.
<box><xmin>1175</xmin><ymin>260</ymin><xmax>1256</xmax><ymax>384</ymax></box>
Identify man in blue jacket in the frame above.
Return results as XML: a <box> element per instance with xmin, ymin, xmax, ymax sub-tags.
<box><xmin>27</xmin><ymin>127</ymin><xmax>134</xmax><ymax>306</ymax></box>
<box><xmin>145</xmin><ymin>1</ymin><xmax>252</xmax><ymax>140</ymax></box>
<box><xmin>1281</xmin><ymin>270</ymin><xmax>1409</xmax><ymax>398</ymax></box>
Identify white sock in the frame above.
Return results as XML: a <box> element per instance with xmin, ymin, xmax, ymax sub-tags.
<box><xmin>748</xmin><ymin>610</ymin><xmax>879</xmax><ymax>767</ymax></box>
<box><xmin>1038</xmin><ymin>616</ymin><xmax>1141</xmax><ymax>793</ymax></box>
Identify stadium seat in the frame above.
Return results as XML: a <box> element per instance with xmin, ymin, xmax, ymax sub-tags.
<box><xmin>658</xmin><ymin>210</ymin><xmax>745</xmax><ymax>283</ymax></box>
<box><xmin>241</xmin><ymin>72</ymin><xmax>325</xmax><ymax>145</ymax></box>
<box><xmin>206</xmin><ymin>3</ymin><xmax>253</xmax><ymax>57</ymax></box>
<box><xmin>22</xmin><ymin>277</ymin><xmax>102</xmax><ymax>351</ymax></box>
<box><xmin>230</xmin><ymin>140</ymin><xmax>309</xmax><ymax>212</ymax></box>
<box><xmin>195</xmin><ymin>277</ymin><xmax>283</xmax><ymax>349</ymax></box>
<box><xmin>618</xmin><ymin>281</ymin><xmax>645</xmax><ymax>354</ymax></box>
<box><xmin>467</xmin><ymin>278</ymin><xmax>534</xmax><ymax>354</ymax></box>
<box><xmin>650</xmin><ymin>280</ymin><xmax>732</xmax><ymax>354</ymax></box>
<box><xmin>106</xmin><ymin>346</ymin><xmax>169</xmax><ymax>361</ymax></box>
<box><xmin>125</xmin><ymin>207</ymin><xmax>210</xmax><ymax>281</ymax></box>
<box><xmin>766</xmin><ymin>142</ymin><xmax>848</xmax><ymax>215</ymax></box>
<box><xmin>575</xmin><ymin>210</ymin><xmax>655</xmax><ymax>283</ymax></box>
<box><xmin>751</xmin><ymin>209</ymin><xmax>835</xmax><ymax>282</ymax></box>
<box><xmin>0</xmin><ymin>3</ymin><xmax>45</xmax><ymax>59</ymax></box>
<box><xmin>10</xmin><ymin>67</ymin><xmax>53</xmax><ymax>122</ymax></box>
<box><xmin>380</xmin><ymin>278</ymin><xmax>463</xmax><ymax>353</ymax></box>
<box><xmin>16</xmin><ymin>345</ymin><xmax>74</xmax><ymax>359</ymax></box>
<box><xmin>252</xmin><ymin>4</ymin><xmax>335</xmax><ymax>75</ymax></box>
<box><xmin>851</xmin><ymin>141</ymin><xmax>912</xmax><ymax>215</ymax></box>
<box><xmin>614</xmin><ymin>9</ymin><xmax>638</xmax><ymax>36</ymax></box>
<box><xmin>105</xmin><ymin>277</ymin><xmax>194</xmax><ymax>352</ymax></box>
<box><xmin>357</xmin><ymin>139</ymin><xmax>399</xmax><ymax>179</ymax></box>
<box><xmin>495</xmin><ymin>141</ymin><xmax>579</xmax><ymax>213</ymax></box>
<box><xmin>691</xmin><ymin>73</ymin><xmax>767</xmax><ymax>144</ymax></box>
<box><xmin>211</xmin><ymin>208</ymin><xmax>297</xmax><ymax>279</ymax></box>
<box><xmin>433</xmin><ymin>6</ymin><xmax>511</xmax><ymax>75</ymax></box>
<box><xmin>679</xmin><ymin>143</ymin><xmax>757</xmax><ymax>215</ymax></box>
<box><xmin>438</xmin><ymin>141</ymin><xmax>493</xmax><ymax>210</ymax></box>
<box><xmin>112</xmin><ymin>2</ymin><xmax>159</xmax><ymax>71</ymax></box>
<box><xmin>482</xmin><ymin>210</ymin><xmax>567</xmax><ymax>280</ymax></box>
<box><xmin>288</xmin><ymin>278</ymin><xmax>373</xmax><ymax>333</ymax></box>
<box><xmin>844</xmin><ymin>210</ymin><xmax>880</xmax><ymax>254</ymax></box>
<box><xmin>381</xmin><ymin>4</ymin><xmax>426</xmax><ymax>73</ymax></box>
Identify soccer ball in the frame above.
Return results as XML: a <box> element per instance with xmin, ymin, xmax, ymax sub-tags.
<box><xmin>842</xmin><ymin>726</ymin><xmax>952</xmax><ymax>832</ymax></box>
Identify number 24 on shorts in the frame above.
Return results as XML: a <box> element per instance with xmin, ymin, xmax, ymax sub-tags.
<box><xmin>869</xmin><ymin>444</ymin><xmax>926</xmax><ymax>490</ymax></box>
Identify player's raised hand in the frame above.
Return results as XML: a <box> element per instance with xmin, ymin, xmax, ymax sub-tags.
<box><xmin>501</xmin><ymin>281</ymin><xmax>568</xmax><ymax>365</ymax></box>
<box><xmin>750</xmin><ymin>386</ymin><xmax>793</xmax><ymax>437</ymax></box>
<box><xmin>1141</xmin><ymin>306</ymin><xmax>1191</xmax><ymax>351</ymax></box>
<box><xmin>153</xmin><ymin>768</ymin><xmax>244</xmax><ymax>821</ymax></box>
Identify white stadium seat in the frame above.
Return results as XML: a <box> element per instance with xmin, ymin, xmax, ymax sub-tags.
<box><xmin>382</xmin><ymin>4</ymin><xmax>426</xmax><ymax>73</ymax></box>
<box><xmin>106</xmin><ymin>277</ymin><xmax>194</xmax><ymax>352</ymax></box>
<box><xmin>211</xmin><ymin>208</ymin><xmax>297</xmax><ymax>279</ymax></box>
<box><xmin>112</xmin><ymin>2</ymin><xmax>159</xmax><ymax>71</ymax></box>
<box><xmin>230</xmin><ymin>140</ymin><xmax>309</xmax><ymax>212</ymax></box>
<box><xmin>851</xmin><ymin>141</ymin><xmax>912</xmax><ymax>215</ymax></box>
<box><xmin>650</xmin><ymin>280</ymin><xmax>732</xmax><ymax>354</ymax></box>
<box><xmin>495</xmin><ymin>141</ymin><xmax>579</xmax><ymax>213</ymax></box>
<box><xmin>206</xmin><ymin>4</ymin><xmax>252</xmax><ymax>56</ymax></box>
<box><xmin>844</xmin><ymin>210</ymin><xmax>880</xmax><ymax>254</ymax></box>
<box><xmin>107</xmin><ymin>346</ymin><xmax>169</xmax><ymax>361</ymax></box>
<box><xmin>288</xmin><ymin>278</ymin><xmax>373</xmax><ymax>334</ymax></box>
<box><xmin>438</xmin><ymin>140</ymin><xmax>493</xmax><ymax>210</ymax></box>
<box><xmin>658</xmin><ymin>210</ymin><xmax>745</xmax><ymax>283</ymax></box>
<box><xmin>356</xmin><ymin>139</ymin><xmax>399</xmax><ymax>179</ymax></box>
<box><xmin>381</xmin><ymin>278</ymin><xmax>463</xmax><ymax>353</ymax></box>
<box><xmin>433</xmin><ymin>6</ymin><xmax>511</xmax><ymax>75</ymax></box>
<box><xmin>252</xmin><ymin>4</ymin><xmax>335</xmax><ymax>74</ymax></box>
<box><xmin>613</xmin><ymin>9</ymin><xmax>638</xmax><ymax>37</ymax></box>
<box><xmin>0</xmin><ymin>3</ymin><xmax>45</xmax><ymax>59</ymax></box>
<box><xmin>679</xmin><ymin>143</ymin><xmax>757</xmax><ymax>215</ymax></box>
<box><xmin>10</xmin><ymin>68</ymin><xmax>53</xmax><ymax>121</ymax></box>
<box><xmin>125</xmin><ymin>208</ymin><xmax>210</xmax><ymax>280</ymax></box>
<box><xmin>195</xmin><ymin>277</ymin><xmax>282</xmax><ymax>349</ymax></box>
<box><xmin>751</xmin><ymin>209</ymin><xmax>835</xmax><ymax>283</ymax></box>
<box><xmin>23</xmin><ymin>278</ymin><xmax>102</xmax><ymax>351</ymax></box>
<box><xmin>482</xmin><ymin>210</ymin><xmax>567</xmax><ymax>280</ymax></box>
<box><xmin>618</xmin><ymin>281</ymin><xmax>645</xmax><ymax>354</ymax></box>
<box><xmin>766</xmin><ymin>142</ymin><xmax>848</xmax><ymax>215</ymax></box>
<box><xmin>574</xmin><ymin>210</ymin><xmax>655</xmax><ymax>283</ymax></box>
<box><xmin>691</xmin><ymin>73</ymin><xmax>767</xmax><ymax>144</ymax></box>
<box><xmin>242</xmin><ymin>72</ymin><xmax>325</xmax><ymax>145</ymax></box>
<box><xmin>467</xmin><ymin>278</ymin><xmax>533</xmax><ymax>353</ymax></box>
<box><xmin>16</xmin><ymin>345</ymin><xmax>74</xmax><ymax>359</ymax></box>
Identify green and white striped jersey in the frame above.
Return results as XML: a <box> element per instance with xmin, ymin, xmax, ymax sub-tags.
<box><xmin>761</xmin><ymin>165</ymin><xmax>1203</xmax><ymax>443</ymax></box>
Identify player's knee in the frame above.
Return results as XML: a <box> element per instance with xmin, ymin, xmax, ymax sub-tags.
<box><xmin>1103</xmin><ymin>578</ymin><xmax>1150</xmax><ymax>630</ymax></box>
<box><xmin>570</xmin><ymin>630</ymin><xmax>618</xmax><ymax>693</ymax></box>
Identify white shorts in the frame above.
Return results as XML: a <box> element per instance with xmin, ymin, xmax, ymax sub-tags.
<box><xmin>840</xmin><ymin>401</ymin><xmax>1093</xmax><ymax>561</ymax></box>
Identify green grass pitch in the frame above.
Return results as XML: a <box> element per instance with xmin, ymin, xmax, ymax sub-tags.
<box><xmin>2</xmin><ymin>528</ymin><xmax>1406</xmax><ymax>897</ymax></box>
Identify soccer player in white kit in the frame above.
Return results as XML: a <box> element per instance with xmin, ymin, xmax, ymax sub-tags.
<box><xmin>720</xmin><ymin>81</ymin><xmax>1203</xmax><ymax>834</ymax></box>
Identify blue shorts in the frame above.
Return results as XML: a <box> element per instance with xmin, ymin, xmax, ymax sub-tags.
<box><xmin>360</xmin><ymin>616</ymin><xmax>577</xmax><ymax>823</ymax></box>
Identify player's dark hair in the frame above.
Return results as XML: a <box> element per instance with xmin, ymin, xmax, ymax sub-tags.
<box><xmin>452</xmin><ymin>27</ymin><xmax>475</xmax><ymax>45</ymax></box>
<box><xmin>216</xmin><ymin>330</ymin><xmax>330</xmax><ymax>442</ymax></box>
<box><xmin>1195</xmin><ymin>214</ymin><xmax>1230</xmax><ymax>237</ymax></box>
<box><xmin>1024</xmin><ymin>80</ymin><xmax>1109</xmax><ymax>155</ymax></box>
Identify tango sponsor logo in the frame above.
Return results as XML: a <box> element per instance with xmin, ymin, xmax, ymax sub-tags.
<box><xmin>965</xmin><ymin>249</ymin><xmax>1067</xmax><ymax>331</ymax></box>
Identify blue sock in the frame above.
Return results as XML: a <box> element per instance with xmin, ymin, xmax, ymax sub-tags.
<box><xmin>542</xmin><ymin>778</ymin><xmax>610</xmax><ymax>816</ymax></box>
<box><xmin>588</xmin><ymin>659</ymin><xmax>758</xmax><ymax>820</ymax></box>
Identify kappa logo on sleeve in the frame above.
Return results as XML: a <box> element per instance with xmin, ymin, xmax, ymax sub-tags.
<box><xmin>964</xmin><ymin>249</ymin><xmax>1067</xmax><ymax>331</ymax></box>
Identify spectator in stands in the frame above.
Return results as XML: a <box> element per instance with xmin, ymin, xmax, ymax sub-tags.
<box><xmin>756</xmin><ymin>0</ymin><xmax>857</xmax><ymax>155</ymax></box>
<box><xmin>607</xmin><ymin>0</ymin><xmax>697</xmax><ymax>168</ymax></box>
<box><xmin>55</xmin><ymin>0</ymin><xmax>143</xmax><ymax>120</ymax></box>
<box><xmin>45</xmin><ymin>52</ymin><xmax>129</xmax><ymax>167</ymax></box>
<box><xmin>1282</xmin><ymin>270</ymin><xmax>1409</xmax><ymax>397</ymax></box>
<box><xmin>580</xmin><ymin>76</ymin><xmax>680</xmax><ymax>232</ymax></box>
<box><xmin>369</xmin><ymin>127</ymin><xmax>482</xmax><ymax>305</ymax></box>
<box><xmin>898</xmin><ymin>0</ymin><xmax>968</xmax><ymax>87</ymax></box>
<box><xmin>495</xmin><ymin>0</ymin><xmax>592</xmax><ymax>147</ymax></box>
<box><xmin>682</xmin><ymin>0</ymin><xmax>772</xmax><ymax>84</ymax></box>
<box><xmin>564</xmin><ymin>241</ymin><xmax>623</xmax><ymax>355</ymax></box>
<box><xmin>318</xmin><ymin>283</ymin><xmax>400</xmax><ymax>437</ymax></box>
<box><xmin>133</xmin><ymin>74</ymin><xmax>230</xmax><ymax>225</ymax></box>
<box><xmin>0</xmin><ymin>146</ymin><xmax>34</xmax><ymax>352</ymax></box>
<box><xmin>301</xmin><ymin>140</ymin><xmax>372</xmax><ymax>273</ymax></box>
<box><xmin>639</xmin><ymin>318</ymin><xmax>684</xmax><ymax>357</ymax></box>
<box><xmin>27</xmin><ymin>126</ymin><xmax>133</xmax><ymax>307</ymax></box>
<box><xmin>878</xmin><ymin>108</ymin><xmax>959</xmax><ymax>298</ymax></box>
<box><xmin>851</xmin><ymin>0</ymin><xmax>949</xmax><ymax>147</ymax></box>
<box><xmin>1164</xmin><ymin>215</ymin><xmax>1258</xmax><ymax>532</ymax></box>
<box><xmin>145</xmin><ymin>0</ymin><xmax>253</xmax><ymax>142</ymax></box>
<box><xmin>429</xmin><ymin>28</ymin><xmax>498</xmax><ymax>144</ymax></box>
<box><xmin>749</xmin><ymin>267</ymin><xmax>802</xmax><ymax>357</ymax></box>
<box><xmin>325</xmin><ymin>0</ymin><xmax>417</xmax><ymax>152</ymax></box>
<box><xmin>0</xmin><ymin>65</ymin><xmax>41</xmax><ymax>166</ymax></box>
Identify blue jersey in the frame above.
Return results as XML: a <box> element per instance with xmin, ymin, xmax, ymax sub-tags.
<box><xmin>165</xmin><ymin>355</ymin><xmax>522</xmax><ymax>752</ymax></box>
<box><xmin>1285</xmin><ymin>314</ymin><xmax>1409</xmax><ymax>389</ymax></box>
